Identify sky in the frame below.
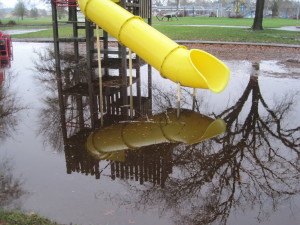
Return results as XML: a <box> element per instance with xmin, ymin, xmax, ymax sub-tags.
<box><xmin>1</xmin><ymin>0</ymin><xmax>48</xmax><ymax>9</ymax></box>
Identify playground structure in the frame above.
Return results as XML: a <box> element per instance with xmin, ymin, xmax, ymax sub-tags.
<box><xmin>49</xmin><ymin>1</ymin><xmax>227</xmax><ymax>184</ymax></box>
<box><xmin>0</xmin><ymin>32</ymin><xmax>13</xmax><ymax>69</ymax></box>
<box><xmin>0</xmin><ymin>32</ymin><xmax>13</xmax><ymax>86</ymax></box>
<box><xmin>50</xmin><ymin>0</ymin><xmax>229</xmax><ymax>140</ymax></box>
<box><xmin>51</xmin><ymin>0</ymin><xmax>153</xmax><ymax>128</ymax></box>
<box><xmin>78</xmin><ymin>0</ymin><xmax>229</xmax><ymax>92</ymax></box>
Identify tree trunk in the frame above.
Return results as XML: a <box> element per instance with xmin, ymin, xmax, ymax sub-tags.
<box><xmin>252</xmin><ymin>0</ymin><xmax>265</xmax><ymax>30</ymax></box>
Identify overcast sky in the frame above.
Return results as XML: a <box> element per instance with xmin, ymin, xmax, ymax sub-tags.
<box><xmin>1</xmin><ymin>0</ymin><xmax>47</xmax><ymax>9</ymax></box>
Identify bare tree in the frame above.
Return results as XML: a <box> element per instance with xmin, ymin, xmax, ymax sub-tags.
<box><xmin>14</xmin><ymin>0</ymin><xmax>27</xmax><ymax>20</ymax></box>
<box><xmin>0</xmin><ymin>72</ymin><xmax>23</xmax><ymax>141</ymax></box>
<box><xmin>0</xmin><ymin>156</ymin><xmax>27</xmax><ymax>209</ymax></box>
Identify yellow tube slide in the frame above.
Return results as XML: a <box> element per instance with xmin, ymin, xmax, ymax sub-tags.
<box><xmin>78</xmin><ymin>0</ymin><xmax>230</xmax><ymax>93</ymax></box>
<box><xmin>86</xmin><ymin>109</ymin><xmax>226</xmax><ymax>160</ymax></box>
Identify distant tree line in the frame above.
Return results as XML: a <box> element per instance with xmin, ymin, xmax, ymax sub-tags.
<box><xmin>153</xmin><ymin>0</ymin><xmax>299</xmax><ymax>30</ymax></box>
<box><xmin>0</xmin><ymin>0</ymin><xmax>67</xmax><ymax>20</ymax></box>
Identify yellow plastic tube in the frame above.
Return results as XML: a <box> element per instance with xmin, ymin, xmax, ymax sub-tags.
<box><xmin>86</xmin><ymin>109</ymin><xmax>226</xmax><ymax>160</ymax></box>
<box><xmin>77</xmin><ymin>0</ymin><xmax>230</xmax><ymax>93</ymax></box>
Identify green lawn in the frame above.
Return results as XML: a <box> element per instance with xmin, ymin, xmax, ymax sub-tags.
<box><xmin>10</xmin><ymin>26</ymin><xmax>87</xmax><ymax>38</ymax></box>
<box><xmin>154</xmin><ymin>25</ymin><xmax>300</xmax><ymax>44</ymax></box>
<box><xmin>153</xmin><ymin>17</ymin><xmax>299</xmax><ymax>28</ymax></box>
<box><xmin>2</xmin><ymin>16</ymin><xmax>300</xmax><ymax>44</ymax></box>
<box><xmin>1</xmin><ymin>17</ymin><xmax>57</xmax><ymax>25</ymax></box>
<box><xmin>2</xmin><ymin>17</ymin><xmax>298</xmax><ymax>28</ymax></box>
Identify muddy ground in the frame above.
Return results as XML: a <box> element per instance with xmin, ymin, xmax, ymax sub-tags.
<box><xmin>184</xmin><ymin>43</ymin><xmax>300</xmax><ymax>78</ymax></box>
<box><xmin>184</xmin><ymin>43</ymin><xmax>300</xmax><ymax>61</ymax></box>
<box><xmin>117</xmin><ymin>42</ymin><xmax>300</xmax><ymax>68</ymax></box>
<box><xmin>75</xmin><ymin>41</ymin><xmax>300</xmax><ymax>74</ymax></box>
<box><xmin>102</xmin><ymin>41</ymin><xmax>300</xmax><ymax>61</ymax></box>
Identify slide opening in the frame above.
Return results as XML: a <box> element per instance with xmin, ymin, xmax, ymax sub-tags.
<box><xmin>190</xmin><ymin>49</ymin><xmax>230</xmax><ymax>93</ymax></box>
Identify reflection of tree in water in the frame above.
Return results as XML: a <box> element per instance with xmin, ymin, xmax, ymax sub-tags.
<box><xmin>0</xmin><ymin>156</ymin><xmax>27</xmax><ymax>210</ymax></box>
<box><xmin>0</xmin><ymin>72</ymin><xmax>23</xmax><ymax>140</ymax></box>
<box><xmin>0</xmin><ymin>72</ymin><xmax>26</xmax><ymax>209</ymax></box>
<box><xmin>113</xmin><ymin>62</ymin><xmax>300</xmax><ymax>225</ymax></box>
<box><xmin>34</xmin><ymin>48</ymin><xmax>88</xmax><ymax>151</ymax></box>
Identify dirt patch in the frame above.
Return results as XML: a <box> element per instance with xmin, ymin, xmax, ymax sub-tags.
<box><xmin>74</xmin><ymin>41</ymin><xmax>300</xmax><ymax>75</ymax></box>
<box><xmin>183</xmin><ymin>43</ymin><xmax>300</xmax><ymax>61</ymax></box>
<box><xmin>77</xmin><ymin>42</ymin><xmax>300</xmax><ymax>61</ymax></box>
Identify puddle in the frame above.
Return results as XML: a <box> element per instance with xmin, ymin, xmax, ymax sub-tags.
<box><xmin>271</xmin><ymin>26</ymin><xmax>300</xmax><ymax>31</ymax></box>
<box><xmin>3</xmin><ymin>28</ymin><xmax>49</xmax><ymax>35</ymax></box>
<box><xmin>0</xmin><ymin>42</ymin><xmax>300</xmax><ymax>225</ymax></box>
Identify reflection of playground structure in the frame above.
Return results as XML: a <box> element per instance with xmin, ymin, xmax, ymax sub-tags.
<box><xmin>47</xmin><ymin>0</ymin><xmax>226</xmax><ymax>185</ymax></box>
<box><xmin>35</xmin><ymin>46</ymin><xmax>226</xmax><ymax>186</ymax></box>
<box><xmin>87</xmin><ymin>109</ymin><xmax>225</xmax><ymax>160</ymax></box>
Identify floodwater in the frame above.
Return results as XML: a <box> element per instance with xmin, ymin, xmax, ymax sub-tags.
<box><xmin>1</xmin><ymin>42</ymin><xmax>300</xmax><ymax>225</ymax></box>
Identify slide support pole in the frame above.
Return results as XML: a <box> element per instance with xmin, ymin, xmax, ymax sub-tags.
<box><xmin>129</xmin><ymin>49</ymin><xmax>133</xmax><ymax>119</ymax></box>
<box><xmin>96</xmin><ymin>25</ymin><xmax>104</xmax><ymax>127</ymax></box>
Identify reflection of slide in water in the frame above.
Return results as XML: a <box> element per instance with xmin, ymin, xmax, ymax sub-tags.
<box><xmin>78</xmin><ymin>0</ymin><xmax>230</xmax><ymax>93</ymax></box>
<box><xmin>86</xmin><ymin>109</ymin><xmax>226</xmax><ymax>161</ymax></box>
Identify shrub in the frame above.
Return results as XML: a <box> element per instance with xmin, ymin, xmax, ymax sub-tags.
<box><xmin>7</xmin><ymin>20</ymin><xmax>17</xmax><ymax>25</ymax></box>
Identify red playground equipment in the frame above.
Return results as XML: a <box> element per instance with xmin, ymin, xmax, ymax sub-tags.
<box><xmin>0</xmin><ymin>32</ymin><xmax>13</xmax><ymax>69</ymax></box>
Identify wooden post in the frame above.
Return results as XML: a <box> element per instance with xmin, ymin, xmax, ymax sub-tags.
<box><xmin>96</xmin><ymin>25</ymin><xmax>104</xmax><ymax>127</ymax></box>
<box><xmin>192</xmin><ymin>88</ymin><xmax>197</xmax><ymax>111</ymax></box>
<box><xmin>177</xmin><ymin>82</ymin><xmax>181</xmax><ymax>118</ymax></box>
<box><xmin>129</xmin><ymin>49</ymin><xmax>133</xmax><ymax>119</ymax></box>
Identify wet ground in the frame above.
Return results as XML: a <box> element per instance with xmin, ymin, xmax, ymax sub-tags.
<box><xmin>0</xmin><ymin>42</ymin><xmax>300</xmax><ymax>225</ymax></box>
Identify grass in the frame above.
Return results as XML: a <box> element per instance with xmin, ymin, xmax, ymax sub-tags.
<box><xmin>1</xmin><ymin>17</ymin><xmax>58</xmax><ymax>25</ymax></box>
<box><xmin>154</xmin><ymin>26</ymin><xmax>300</xmax><ymax>44</ymax></box>
<box><xmin>10</xmin><ymin>26</ymin><xmax>87</xmax><ymax>38</ymax></box>
<box><xmin>153</xmin><ymin>17</ymin><xmax>299</xmax><ymax>28</ymax></box>
<box><xmin>2</xmin><ymin>17</ymin><xmax>298</xmax><ymax>28</ymax></box>
<box><xmin>1</xmin><ymin>16</ymin><xmax>300</xmax><ymax>44</ymax></box>
<box><xmin>0</xmin><ymin>210</ymin><xmax>62</xmax><ymax>225</ymax></box>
